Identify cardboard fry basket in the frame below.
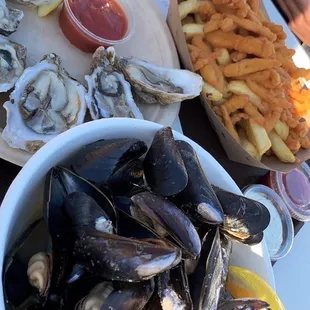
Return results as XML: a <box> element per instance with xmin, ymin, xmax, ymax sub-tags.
<box><xmin>167</xmin><ymin>0</ymin><xmax>310</xmax><ymax>172</ymax></box>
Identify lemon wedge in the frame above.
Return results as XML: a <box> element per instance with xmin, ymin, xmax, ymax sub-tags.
<box><xmin>38</xmin><ymin>0</ymin><xmax>63</xmax><ymax>17</ymax></box>
<box><xmin>226</xmin><ymin>266</ymin><xmax>285</xmax><ymax>310</ymax></box>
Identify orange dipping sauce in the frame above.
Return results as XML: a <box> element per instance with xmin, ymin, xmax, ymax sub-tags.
<box><xmin>59</xmin><ymin>0</ymin><xmax>131</xmax><ymax>53</ymax></box>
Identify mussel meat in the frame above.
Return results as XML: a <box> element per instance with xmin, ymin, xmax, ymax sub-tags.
<box><xmin>143</xmin><ymin>127</ymin><xmax>188</xmax><ymax>197</ymax></box>
<box><xmin>157</xmin><ymin>262</ymin><xmax>193</xmax><ymax>310</ymax></box>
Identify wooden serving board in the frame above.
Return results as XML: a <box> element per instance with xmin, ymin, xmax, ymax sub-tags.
<box><xmin>0</xmin><ymin>0</ymin><xmax>180</xmax><ymax>166</ymax></box>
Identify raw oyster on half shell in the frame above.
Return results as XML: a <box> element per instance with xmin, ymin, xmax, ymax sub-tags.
<box><xmin>113</xmin><ymin>50</ymin><xmax>203</xmax><ymax>105</ymax></box>
<box><xmin>0</xmin><ymin>0</ymin><xmax>23</xmax><ymax>36</ymax></box>
<box><xmin>2</xmin><ymin>53</ymin><xmax>87</xmax><ymax>153</ymax></box>
<box><xmin>0</xmin><ymin>34</ymin><xmax>26</xmax><ymax>92</ymax></box>
<box><xmin>85</xmin><ymin>47</ymin><xmax>143</xmax><ymax>120</ymax></box>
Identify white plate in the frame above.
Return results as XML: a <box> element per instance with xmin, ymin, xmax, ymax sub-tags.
<box><xmin>0</xmin><ymin>119</ymin><xmax>275</xmax><ymax>310</ymax></box>
<box><xmin>0</xmin><ymin>0</ymin><xmax>181</xmax><ymax>166</ymax></box>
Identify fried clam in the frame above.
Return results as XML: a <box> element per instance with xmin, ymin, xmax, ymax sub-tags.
<box><xmin>144</xmin><ymin>127</ymin><xmax>188</xmax><ymax>197</ymax></box>
<box><xmin>0</xmin><ymin>0</ymin><xmax>23</xmax><ymax>36</ymax></box>
<box><xmin>111</xmin><ymin>47</ymin><xmax>203</xmax><ymax>105</ymax></box>
<box><xmin>174</xmin><ymin>140</ymin><xmax>224</xmax><ymax>225</ymax></box>
<box><xmin>189</xmin><ymin>227</ymin><xmax>232</xmax><ymax>310</ymax></box>
<box><xmin>2</xmin><ymin>53</ymin><xmax>87</xmax><ymax>153</ymax></box>
<box><xmin>212</xmin><ymin>187</ymin><xmax>271</xmax><ymax>245</ymax></box>
<box><xmin>157</xmin><ymin>262</ymin><xmax>193</xmax><ymax>310</ymax></box>
<box><xmin>75</xmin><ymin>280</ymin><xmax>154</xmax><ymax>310</ymax></box>
<box><xmin>73</xmin><ymin>227</ymin><xmax>182</xmax><ymax>282</ymax></box>
<box><xmin>131</xmin><ymin>191</ymin><xmax>201</xmax><ymax>259</ymax></box>
<box><xmin>3</xmin><ymin>220</ymin><xmax>67</xmax><ymax>309</ymax></box>
<box><xmin>68</xmin><ymin>138</ymin><xmax>147</xmax><ymax>189</ymax></box>
<box><xmin>0</xmin><ymin>35</ymin><xmax>26</xmax><ymax>92</ymax></box>
<box><xmin>85</xmin><ymin>47</ymin><xmax>144</xmax><ymax>120</ymax></box>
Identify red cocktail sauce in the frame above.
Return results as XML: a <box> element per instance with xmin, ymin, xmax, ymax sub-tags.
<box><xmin>59</xmin><ymin>0</ymin><xmax>128</xmax><ymax>53</ymax></box>
<box><xmin>262</xmin><ymin>163</ymin><xmax>310</xmax><ymax>221</ymax></box>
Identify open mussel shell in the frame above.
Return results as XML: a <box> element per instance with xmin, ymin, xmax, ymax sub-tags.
<box><xmin>131</xmin><ymin>191</ymin><xmax>201</xmax><ymax>259</ymax></box>
<box><xmin>75</xmin><ymin>280</ymin><xmax>154</xmax><ymax>310</ymax></box>
<box><xmin>189</xmin><ymin>228</ymin><xmax>232</xmax><ymax>310</ymax></box>
<box><xmin>3</xmin><ymin>219</ymin><xmax>52</xmax><ymax>308</ymax></box>
<box><xmin>218</xmin><ymin>298</ymin><xmax>271</xmax><ymax>310</ymax></box>
<box><xmin>68</xmin><ymin>138</ymin><xmax>147</xmax><ymax>186</ymax></box>
<box><xmin>64</xmin><ymin>192</ymin><xmax>114</xmax><ymax>234</ymax></box>
<box><xmin>175</xmin><ymin>140</ymin><xmax>224</xmax><ymax>225</ymax></box>
<box><xmin>212</xmin><ymin>186</ymin><xmax>270</xmax><ymax>242</ymax></box>
<box><xmin>143</xmin><ymin>127</ymin><xmax>188</xmax><ymax>197</ymax></box>
<box><xmin>44</xmin><ymin>166</ymin><xmax>117</xmax><ymax>251</ymax></box>
<box><xmin>157</xmin><ymin>262</ymin><xmax>193</xmax><ymax>310</ymax></box>
<box><xmin>74</xmin><ymin>227</ymin><xmax>181</xmax><ymax>282</ymax></box>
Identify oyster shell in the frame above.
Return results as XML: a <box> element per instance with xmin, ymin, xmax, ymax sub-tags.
<box><xmin>85</xmin><ymin>47</ymin><xmax>143</xmax><ymax>120</ymax></box>
<box><xmin>8</xmin><ymin>0</ymin><xmax>54</xmax><ymax>6</ymax></box>
<box><xmin>0</xmin><ymin>34</ymin><xmax>26</xmax><ymax>92</ymax></box>
<box><xmin>114</xmin><ymin>51</ymin><xmax>203</xmax><ymax>105</ymax></box>
<box><xmin>2</xmin><ymin>53</ymin><xmax>87</xmax><ymax>153</ymax></box>
<box><xmin>0</xmin><ymin>0</ymin><xmax>23</xmax><ymax>36</ymax></box>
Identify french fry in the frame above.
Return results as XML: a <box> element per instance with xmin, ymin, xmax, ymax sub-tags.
<box><xmin>183</xmin><ymin>24</ymin><xmax>204</xmax><ymax>40</ymax></box>
<box><xmin>202</xmin><ymin>82</ymin><xmax>223</xmax><ymax>101</ymax></box>
<box><xmin>215</xmin><ymin>48</ymin><xmax>231</xmax><ymax>65</ymax></box>
<box><xmin>38</xmin><ymin>0</ymin><xmax>63</xmax><ymax>16</ymax></box>
<box><xmin>244</xmin><ymin>118</ymin><xmax>271</xmax><ymax>156</ymax></box>
<box><xmin>274</xmin><ymin>120</ymin><xmax>289</xmax><ymax>141</ymax></box>
<box><xmin>243</xmin><ymin>102</ymin><xmax>266</xmax><ymax>127</ymax></box>
<box><xmin>268</xmin><ymin>130</ymin><xmax>296</xmax><ymax>163</ymax></box>
<box><xmin>227</xmin><ymin>81</ymin><xmax>261</xmax><ymax>108</ymax></box>
<box><xmin>238</xmin><ymin>127</ymin><xmax>261</xmax><ymax>161</ymax></box>
<box><xmin>179</xmin><ymin>0</ymin><xmax>199</xmax><ymax>20</ymax></box>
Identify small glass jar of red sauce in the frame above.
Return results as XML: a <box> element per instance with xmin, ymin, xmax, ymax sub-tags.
<box><xmin>59</xmin><ymin>0</ymin><xmax>135</xmax><ymax>53</ymax></box>
<box><xmin>262</xmin><ymin>163</ymin><xmax>310</xmax><ymax>222</ymax></box>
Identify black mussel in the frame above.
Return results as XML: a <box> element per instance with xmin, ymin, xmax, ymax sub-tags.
<box><xmin>143</xmin><ymin>127</ymin><xmax>188</xmax><ymax>196</ymax></box>
<box><xmin>175</xmin><ymin>140</ymin><xmax>224</xmax><ymax>225</ymax></box>
<box><xmin>223</xmin><ymin>231</ymin><xmax>264</xmax><ymax>246</ymax></box>
<box><xmin>218</xmin><ymin>298</ymin><xmax>271</xmax><ymax>310</ymax></box>
<box><xmin>189</xmin><ymin>228</ymin><xmax>232</xmax><ymax>310</ymax></box>
<box><xmin>74</xmin><ymin>227</ymin><xmax>181</xmax><ymax>282</ymax></box>
<box><xmin>44</xmin><ymin>166</ymin><xmax>117</xmax><ymax>250</ymax></box>
<box><xmin>131</xmin><ymin>192</ymin><xmax>201</xmax><ymax>259</ymax></box>
<box><xmin>158</xmin><ymin>262</ymin><xmax>193</xmax><ymax>310</ymax></box>
<box><xmin>74</xmin><ymin>280</ymin><xmax>154</xmax><ymax>310</ymax></box>
<box><xmin>64</xmin><ymin>192</ymin><xmax>114</xmax><ymax>234</ymax></box>
<box><xmin>114</xmin><ymin>196</ymin><xmax>158</xmax><ymax>239</ymax></box>
<box><xmin>3</xmin><ymin>220</ymin><xmax>50</xmax><ymax>309</ymax></box>
<box><xmin>108</xmin><ymin>159</ymin><xmax>145</xmax><ymax>196</ymax></box>
<box><xmin>68</xmin><ymin>138</ymin><xmax>147</xmax><ymax>186</ymax></box>
<box><xmin>212</xmin><ymin>187</ymin><xmax>270</xmax><ymax>244</ymax></box>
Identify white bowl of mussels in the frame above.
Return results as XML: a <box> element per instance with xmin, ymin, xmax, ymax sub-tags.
<box><xmin>0</xmin><ymin>118</ymin><xmax>275</xmax><ymax>309</ymax></box>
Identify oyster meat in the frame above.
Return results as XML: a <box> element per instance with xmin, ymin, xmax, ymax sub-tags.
<box><xmin>0</xmin><ymin>0</ymin><xmax>23</xmax><ymax>36</ymax></box>
<box><xmin>85</xmin><ymin>47</ymin><xmax>143</xmax><ymax>120</ymax></box>
<box><xmin>2</xmin><ymin>53</ymin><xmax>87</xmax><ymax>153</ymax></box>
<box><xmin>0</xmin><ymin>34</ymin><xmax>26</xmax><ymax>92</ymax></box>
